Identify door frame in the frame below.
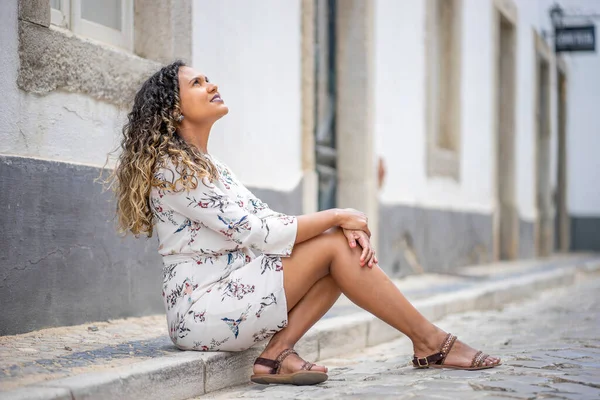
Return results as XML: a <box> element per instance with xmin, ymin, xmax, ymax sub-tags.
<box><xmin>301</xmin><ymin>0</ymin><xmax>318</xmax><ymax>215</ymax></box>
<box><xmin>533</xmin><ymin>31</ymin><xmax>554</xmax><ymax>256</ymax></box>
<box><xmin>491</xmin><ymin>0</ymin><xmax>518</xmax><ymax>261</ymax></box>
<box><xmin>555</xmin><ymin>57</ymin><xmax>570</xmax><ymax>251</ymax></box>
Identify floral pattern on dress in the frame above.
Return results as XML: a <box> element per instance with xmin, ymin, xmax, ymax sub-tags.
<box><xmin>150</xmin><ymin>156</ymin><xmax>296</xmax><ymax>352</ymax></box>
<box><xmin>221</xmin><ymin>278</ymin><xmax>256</xmax><ymax>301</ymax></box>
<box><xmin>222</xmin><ymin>305</ymin><xmax>251</xmax><ymax>339</ymax></box>
<box><xmin>169</xmin><ymin>312</ymin><xmax>191</xmax><ymax>344</ymax></box>
<box><xmin>256</xmin><ymin>293</ymin><xmax>277</xmax><ymax>318</ymax></box>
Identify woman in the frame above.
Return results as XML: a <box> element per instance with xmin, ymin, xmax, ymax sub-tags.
<box><xmin>111</xmin><ymin>61</ymin><xmax>501</xmax><ymax>386</ymax></box>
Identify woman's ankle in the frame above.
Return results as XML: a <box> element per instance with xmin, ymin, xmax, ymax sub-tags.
<box><xmin>261</xmin><ymin>336</ymin><xmax>295</xmax><ymax>357</ymax></box>
<box><xmin>411</xmin><ymin>325</ymin><xmax>447</xmax><ymax>354</ymax></box>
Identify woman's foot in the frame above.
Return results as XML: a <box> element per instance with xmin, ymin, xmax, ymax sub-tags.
<box><xmin>253</xmin><ymin>344</ymin><xmax>328</xmax><ymax>376</ymax></box>
<box><xmin>413</xmin><ymin>328</ymin><xmax>501</xmax><ymax>369</ymax></box>
<box><xmin>251</xmin><ymin>345</ymin><xmax>328</xmax><ymax>385</ymax></box>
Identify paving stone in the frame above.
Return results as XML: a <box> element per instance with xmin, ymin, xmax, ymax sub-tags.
<box><xmin>547</xmin><ymin>382</ymin><xmax>600</xmax><ymax>398</ymax></box>
<box><xmin>200</xmin><ymin>276</ymin><xmax>600</xmax><ymax>400</ymax></box>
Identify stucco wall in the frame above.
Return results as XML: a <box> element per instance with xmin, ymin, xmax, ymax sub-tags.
<box><xmin>536</xmin><ymin>0</ymin><xmax>600</xmax><ymax>218</ymax></box>
<box><xmin>191</xmin><ymin>0</ymin><xmax>303</xmax><ymax>192</ymax></box>
<box><xmin>373</xmin><ymin>0</ymin><xmax>588</xmax><ymax>222</ymax></box>
<box><xmin>372</xmin><ymin>0</ymin><xmax>557</xmax><ymax>268</ymax></box>
<box><xmin>0</xmin><ymin>0</ymin><xmax>128</xmax><ymax>168</ymax></box>
<box><xmin>374</xmin><ymin>0</ymin><xmax>495</xmax><ymax>215</ymax></box>
<box><xmin>0</xmin><ymin>0</ymin><xmax>304</xmax><ymax>335</ymax></box>
<box><xmin>514</xmin><ymin>0</ymin><xmax>539</xmax><ymax>224</ymax></box>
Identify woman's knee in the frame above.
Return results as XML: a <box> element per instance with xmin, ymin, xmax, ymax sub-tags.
<box><xmin>322</xmin><ymin>227</ymin><xmax>362</xmax><ymax>258</ymax></box>
<box><xmin>322</xmin><ymin>227</ymin><xmax>345</xmax><ymax>245</ymax></box>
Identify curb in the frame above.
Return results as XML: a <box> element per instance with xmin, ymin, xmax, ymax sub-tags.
<box><xmin>3</xmin><ymin>258</ymin><xmax>599</xmax><ymax>400</ymax></box>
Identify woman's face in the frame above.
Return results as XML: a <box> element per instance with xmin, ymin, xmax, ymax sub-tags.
<box><xmin>177</xmin><ymin>66</ymin><xmax>229</xmax><ymax>124</ymax></box>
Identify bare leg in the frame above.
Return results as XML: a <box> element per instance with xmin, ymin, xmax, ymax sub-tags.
<box><xmin>254</xmin><ymin>275</ymin><xmax>340</xmax><ymax>375</ymax></box>
<box><xmin>256</xmin><ymin>228</ymin><xmax>500</xmax><ymax>374</ymax></box>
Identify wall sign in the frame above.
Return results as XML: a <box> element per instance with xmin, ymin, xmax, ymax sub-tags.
<box><xmin>555</xmin><ymin>25</ymin><xmax>596</xmax><ymax>52</ymax></box>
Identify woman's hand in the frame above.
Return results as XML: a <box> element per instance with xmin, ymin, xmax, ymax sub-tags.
<box><xmin>337</xmin><ymin>208</ymin><xmax>371</xmax><ymax>237</ymax></box>
<box><xmin>342</xmin><ymin>228</ymin><xmax>378</xmax><ymax>268</ymax></box>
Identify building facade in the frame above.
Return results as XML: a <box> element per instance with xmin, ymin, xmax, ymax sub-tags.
<box><xmin>1</xmin><ymin>0</ymin><xmax>599</xmax><ymax>335</ymax></box>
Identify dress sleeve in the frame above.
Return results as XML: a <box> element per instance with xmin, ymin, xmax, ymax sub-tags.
<box><xmin>241</xmin><ymin>187</ymin><xmax>281</xmax><ymax>220</ymax></box>
<box><xmin>160</xmin><ymin>172</ymin><xmax>297</xmax><ymax>257</ymax></box>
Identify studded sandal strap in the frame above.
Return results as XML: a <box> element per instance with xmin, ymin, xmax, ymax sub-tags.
<box><xmin>439</xmin><ymin>334</ymin><xmax>457</xmax><ymax>365</ymax></box>
<box><xmin>301</xmin><ymin>361</ymin><xmax>314</xmax><ymax>371</ymax></box>
<box><xmin>273</xmin><ymin>348</ymin><xmax>298</xmax><ymax>374</ymax></box>
<box><xmin>471</xmin><ymin>351</ymin><xmax>489</xmax><ymax>368</ymax></box>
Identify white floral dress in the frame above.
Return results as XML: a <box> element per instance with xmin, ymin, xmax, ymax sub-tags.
<box><xmin>150</xmin><ymin>156</ymin><xmax>297</xmax><ymax>352</ymax></box>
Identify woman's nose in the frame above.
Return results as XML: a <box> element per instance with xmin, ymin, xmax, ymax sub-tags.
<box><xmin>208</xmin><ymin>82</ymin><xmax>218</xmax><ymax>92</ymax></box>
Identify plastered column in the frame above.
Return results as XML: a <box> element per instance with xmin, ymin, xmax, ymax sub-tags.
<box><xmin>335</xmin><ymin>0</ymin><xmax>379</xmax><ymax>249</ymax></box>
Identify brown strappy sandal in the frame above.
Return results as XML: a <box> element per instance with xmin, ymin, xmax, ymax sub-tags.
<box><xmin>412</xmin><ymin>333</ymin><xmax>502</xmax><ymax>370</ymax></box>
<box><xmin>250</xmin><ymin>348</ymin><xmax>328</xmax><ymax>385</ymax></box>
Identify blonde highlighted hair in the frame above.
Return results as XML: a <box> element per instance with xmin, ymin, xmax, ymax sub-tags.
<box><xmin>105</xmin><ymin>60</ymin><xmax>218</xmax><ymax>237</ymax></box>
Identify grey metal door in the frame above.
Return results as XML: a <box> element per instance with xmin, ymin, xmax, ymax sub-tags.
<box><xmin>314</xmin><ymin>0</ymin><xmax>337</xmax><ymax>211</ymax></box>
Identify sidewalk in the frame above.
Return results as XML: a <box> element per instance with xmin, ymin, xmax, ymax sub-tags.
<box><xmin>1</xmin><ymin>254</ymin><xmax>599</xmax><ymax>400</ymax></box>
<box><xmin>202</xmin><ymin>271</ymin><xmax>600</xmax><ymax>399</ymax></box>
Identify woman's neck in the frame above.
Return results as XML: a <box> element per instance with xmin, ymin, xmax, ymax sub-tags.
<box><xmin>178</xmin><ymin>122</ymin><xmax>212</xmax><ymax>153</ymax></box>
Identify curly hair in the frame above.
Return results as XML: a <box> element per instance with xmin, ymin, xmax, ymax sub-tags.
<box><xmin>105</xmin><ymin>60</ymin><xmax>218</xmax><ymax>237</ymax></box>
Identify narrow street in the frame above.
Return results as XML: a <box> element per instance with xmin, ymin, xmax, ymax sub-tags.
<box><xmin>202</xmin><ymin>276</ymin><xmax>600</xmax><ymax>399</ymax></box>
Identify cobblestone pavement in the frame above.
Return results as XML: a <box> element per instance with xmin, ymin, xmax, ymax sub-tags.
<box><xmin>201</xmin><ymin>275</ymin><xmax>600</xmax><ymax>399</ymax></box>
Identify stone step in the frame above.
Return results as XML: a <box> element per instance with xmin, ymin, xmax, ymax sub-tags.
<box><xmin>1</xmin><ymin>254</ymin><xmax>598</xmax><ymax>400</ymax></box>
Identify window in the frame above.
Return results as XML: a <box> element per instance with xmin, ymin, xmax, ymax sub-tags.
<box><xmin>50</xmin><ymin>0</ymin><xmax>133</xmax><ymax>51</ymax></box>
<box><xmin>425</xmin><ymin>0</ymin><xmax>462</xmax><ymax>179</ymax></box>
<box><xmin>50</xmin><ymin>0</ymin><xmax>69</xmax><ymax>28</ymax></box>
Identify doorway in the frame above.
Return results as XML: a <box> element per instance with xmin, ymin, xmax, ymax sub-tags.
<box><xmin>494</xmin><ymin>10</ymin><xmax>518</xmax><ymax>261</ymax></box>
<box><xmin>535</xmin><ymin>51</ymin><xmax>553</xmax><ymax>256</ymax></box>
<box><xmin>314</xmin><ymin>0</ymin><xmax>337</xmax><ymax>211</ymax></box>
<box><xmin>555</xmin><ymin>66</ymin><xmax>569</xmax><ymax>251</ymax></box>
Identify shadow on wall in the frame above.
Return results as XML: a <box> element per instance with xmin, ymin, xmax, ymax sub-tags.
<box><xmin>0</xmin><ymin>155</ymin><xmax>164</xmax><ymax>336</ymax></box>
<box><xmin>378</xmin><ymin>204</ymin><xmax>494</xmax><ymax>277</ymax></box>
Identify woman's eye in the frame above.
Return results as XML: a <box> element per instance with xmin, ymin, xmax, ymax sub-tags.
<box><xmin>193</xmin><ymin>79</ymin><xmax>200</xmax><ymax>86</ymax></box>
<box><xmin>205</xmin><ymin>77</ymin><xmax>210</xmax><ymax>83</ymax></box>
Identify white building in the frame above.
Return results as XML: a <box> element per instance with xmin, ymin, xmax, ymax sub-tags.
<box><xmin>196</xmin><ymin>0</ymin><xmax>600</xmax><ymax>274</ymax></box>
<box><xmin>1</xmin><ymin>0</ymin><xmax>598</xmax><ymax>334</ymax></box>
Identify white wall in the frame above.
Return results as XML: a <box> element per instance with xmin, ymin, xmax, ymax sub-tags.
<box><xmin>513</xmin><ymin>0</ymin><xmax>539</xmax><ymax>222</ymax></box>
<box><xmin>2</xmin><ymin>0</ymin><xmax>303</xmax><ymax>188</ymax></box>
<box><xmin>0</xmin><ymin>0</ymin><xmax>124</xmax><ymax>168</ymax></box>
<box><xmin>374</xmin><ymin>0</ymin><xmax>496</xmax><ymax>215</ymax></box>
<box><xmin>192</xmin><ymin>0</ymin><xmax>303</xmax><ymax>191</ymax></box>
<box><xmin>536</xmin><ymin>0</ymin><xmax>600</xmax><ymax>217</ymax></box>
<box><xmin>514</xmin><ymin>0</ymin><xmax>600</xmax><ymax>219</ymax></box>
<box><xmin>374</xmin><ymin>0</ymin><xmax>600</xmax><ymax>223</ymax></box>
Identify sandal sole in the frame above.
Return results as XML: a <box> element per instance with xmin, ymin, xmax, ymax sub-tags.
<box><xmin>415</xmin><ymin>362</ymin><xmax>502</xmax><ymax>371</ymax></box>
<box><xmin>250</xmin><ymin>371</ymin><xmax>328</xmax><ymax>385</ymax></box>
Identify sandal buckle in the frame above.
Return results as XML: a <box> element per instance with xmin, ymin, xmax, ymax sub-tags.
<box><xmin>417</xmin><ymin>358</ymin><xmax>429</xmax><ymax>367</ymax></box>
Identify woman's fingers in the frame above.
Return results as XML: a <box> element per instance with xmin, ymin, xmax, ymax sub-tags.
<box><xmin>368</xmin><ymin>251</ymin><xmax>377</xmax><ymax>268</ymax></box>
<box><xmin>365</xmin><ymin>246</ymin><xmax>375</xmax><ymax>268</ymax></box>
<box><xmin>348</xmin><ymin>235</ymin><xmax>357</xmax><ymax>248</ymax></box>
<box><xmin>342</xmin><ymin>228</ymin><xmax>358</xmax><ymax>248</ymax></box>
<box><xmin>357</xmin><ymin>235</ymin><xmax>369</xmax><ymax>265</ymax></box>
<box><xmin>356</xmin><ymin>232</ymin><xmax>375</xmax><ymax>267</ymax></box>
<box><xmin>364</xmin><ymin>225</ymin><xmax>372</xmax><ymax>238</ymax></box>
<box><xmin>347</xmin><ymin>229</ymin><xmax>377</xmax><ymax>268</ymax></box>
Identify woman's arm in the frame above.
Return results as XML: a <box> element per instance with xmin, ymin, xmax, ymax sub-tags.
<box><xmin>295</xmin><ymin>208</ymin><xmax>370</xmax><ymax>245</ymax></box>
<box><xmin>295</xmin><ymin>210</ymin><xmax>339</xmax><ymax>244</ymax></box>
